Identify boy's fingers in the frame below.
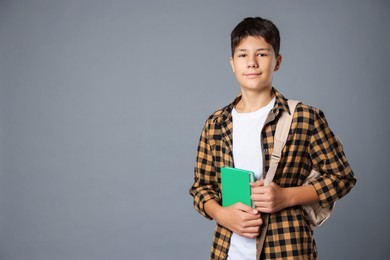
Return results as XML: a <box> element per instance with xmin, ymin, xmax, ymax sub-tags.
<box><xmin>250</xmin><ymin>179</ymin><xmax>265</xmax><ymax>187</ymax></box>
<box><xmin>235</xmin><ymin>202</ymin><xmax>259</xmax><ymax>214</ymax></box>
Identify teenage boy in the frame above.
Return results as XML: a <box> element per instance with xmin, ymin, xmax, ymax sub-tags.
<box><xmin>189</xmin><ymin>17</ymin><xmax>356</xmax><ymax>260</ymax></box>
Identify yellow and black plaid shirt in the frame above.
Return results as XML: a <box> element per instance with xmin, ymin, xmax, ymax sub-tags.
<box><xmin>190</xmin><ymin>89</ymin><xmax>356</xmax><ymax>259</ymax></box>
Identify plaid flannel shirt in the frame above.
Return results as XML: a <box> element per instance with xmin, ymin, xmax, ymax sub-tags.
<box><xmin>189</xmin><ymin>88</ymin><xmax>356</xmax><ymax>259</ymax></box>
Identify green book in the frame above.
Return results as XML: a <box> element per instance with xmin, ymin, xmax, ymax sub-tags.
<box><xmin>221</xmin><ymin>166</ymin><xmax>255</xmax><ymax>207</ymax></box>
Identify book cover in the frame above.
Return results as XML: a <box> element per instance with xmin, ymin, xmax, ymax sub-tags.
<box><xmin>221</xmin><ymin>166</ymin><xmax>255</xmax><ymax>207</ymax></box>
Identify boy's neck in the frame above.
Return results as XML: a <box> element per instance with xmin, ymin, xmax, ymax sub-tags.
<box><xmin>235</xmin><ymin>87</ymin><xmax>274</xmax><ymax>113</ymax></box>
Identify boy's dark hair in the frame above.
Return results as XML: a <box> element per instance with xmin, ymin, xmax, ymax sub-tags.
<box><xmin>231</xmin><ymin>17</ymin><xmax>280</xmax><ymax>57</ymax></box>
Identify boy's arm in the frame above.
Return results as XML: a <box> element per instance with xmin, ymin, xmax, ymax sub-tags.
<box><xmin>189</xmin><ymin>122</ymin><xmax>221</xmax><ymax>219</ymax></box>
<box><xmin>250</xmin><ymin>181</ymin><xmax>319</xmax><ymax>213</ymax></box>
<box><xmin>307</xmin><ymin>108</ymin><xmax>356</xmax><ymax>208</ymax></box>
<box><xmin>251</xmin><ymin>108</ymin><xmax>356</xmax><ymax>213</ymax></box>
<box><xmin>190</xmin><ymin>120</ymin><xmax>263</xmax><ymax>238</ymax></box>
<box><xmin>204</xmin><ymin>200</ymin><xmax>262</xmax><ymax>238</ymax></box>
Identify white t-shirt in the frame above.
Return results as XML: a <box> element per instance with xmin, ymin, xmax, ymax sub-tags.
<box><xmin>228</xmin><ymin>97</ymin><xmax>275</xmax><ymax>260</ymax></box>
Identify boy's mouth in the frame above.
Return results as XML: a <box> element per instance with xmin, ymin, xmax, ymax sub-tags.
<box><xmin>244</xmin><ymin>73</ymin><xmax>262</xmax><ymax>78</ymax></box>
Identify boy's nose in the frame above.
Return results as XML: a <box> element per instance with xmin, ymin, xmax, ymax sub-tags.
<box><xmin>247</xmin><ymin>57</ymin><xmax>259</xmax><ymax>68</ymax></box>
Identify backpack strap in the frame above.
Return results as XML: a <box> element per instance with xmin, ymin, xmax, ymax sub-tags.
<box><xmin>264</xmin><ymin>100</ymin><xmax>300</xmax><ymax>185</ymax></box>
<box><xmin>256</xmin><ymin>99</ymin><xmax>301</xmax><ymax>259</ymax></box>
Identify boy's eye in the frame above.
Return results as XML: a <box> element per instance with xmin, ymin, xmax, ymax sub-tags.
<box><xmin>258</xmin><ymin>53</ymin><xmax>267</xmax><ymax>57</ymax></box>
<box><xmin>238</xmin><ymin>54</ymin><xmax>246</xmax><ymax>57</ymax></box>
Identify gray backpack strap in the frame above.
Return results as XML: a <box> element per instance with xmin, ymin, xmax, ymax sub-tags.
<box><xmin>256</xmin><ymin>100</ymin><xmax>300</xmax><ymax>259</ymax></box>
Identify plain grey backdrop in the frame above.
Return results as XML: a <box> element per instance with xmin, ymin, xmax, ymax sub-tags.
<box><xmin>1</xmin><ymin>0</ymin><xmax>389</xmax><ymax>259</ymax></box>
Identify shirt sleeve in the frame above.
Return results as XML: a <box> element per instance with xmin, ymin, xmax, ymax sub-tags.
<box><xmin>189</xmin><ymin>121</ymin><xmax>221</xmax><ymax>220</ymax></box>
<box><xmin>308</xmin><ymin>108</ymin><xmax>357</xmax><ymax>208</ymax></box>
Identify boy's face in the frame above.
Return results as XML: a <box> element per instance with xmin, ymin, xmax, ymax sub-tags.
<box><xmin>230</xmin><ymin>36</ymin><xmax>282</xmax><ymax>94</ymax></box>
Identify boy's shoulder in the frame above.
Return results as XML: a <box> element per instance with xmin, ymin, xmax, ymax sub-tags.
<box><xmin>295</xmin><ymin>101</ymin><xmax>326</xmax><ymax>119</ymax></box>
<box><xmin>204</xmin><ymin>106</ymin><xmax>228</xmax><ymax>126</ymax></box>
<box><xmin>293</xmin><ymin>101</ymin><xmax>331</xmax><ymax>132</ymax></box>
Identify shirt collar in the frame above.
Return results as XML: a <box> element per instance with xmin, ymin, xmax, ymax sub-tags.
<box><xmin>215</xmin><ymin>88</ymin><xmax>291</xmax><ymax>125</ymax></box>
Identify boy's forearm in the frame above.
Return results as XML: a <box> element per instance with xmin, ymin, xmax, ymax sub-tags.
<box><xmin>284</xmin><ymin>184</ymin><xmax>319</xmax><ymax>208</ymax></box>
<box><xmin>204</xmin><ymin>199</ymin><xmax>223</xmax><ymax>221</ymax></box>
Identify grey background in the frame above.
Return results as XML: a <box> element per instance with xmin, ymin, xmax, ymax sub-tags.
<box><xmin>0</xmin><ymin>0</ymin><xmax>389</xmax><ymax>259</ymax></box>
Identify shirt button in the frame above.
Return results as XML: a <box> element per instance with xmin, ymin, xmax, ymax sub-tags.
<box><xmin>264</xmin><ymin>149</ymin><xmax>268</xmax><ymax>152</ymax></box>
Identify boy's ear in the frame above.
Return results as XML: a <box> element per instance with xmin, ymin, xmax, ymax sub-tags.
<box><xmin>274</xmin><ymin>54</ymin><xmax>282</xmax><ymax>71</ymax></box>
<box><xmin>229</xmin><ymin>57</ymin><xmax>236</xmax><ymax>73</ymax></box>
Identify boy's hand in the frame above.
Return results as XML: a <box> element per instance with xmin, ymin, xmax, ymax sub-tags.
<box><xmin>250</xmin><ymin>180</ymin><xmax>288</xmax><ymax>213</ymax></box>
<box><xmin>215</xmin><ymin>203</ymin><xmax>262</xmax><ymax>239</ymax></box>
